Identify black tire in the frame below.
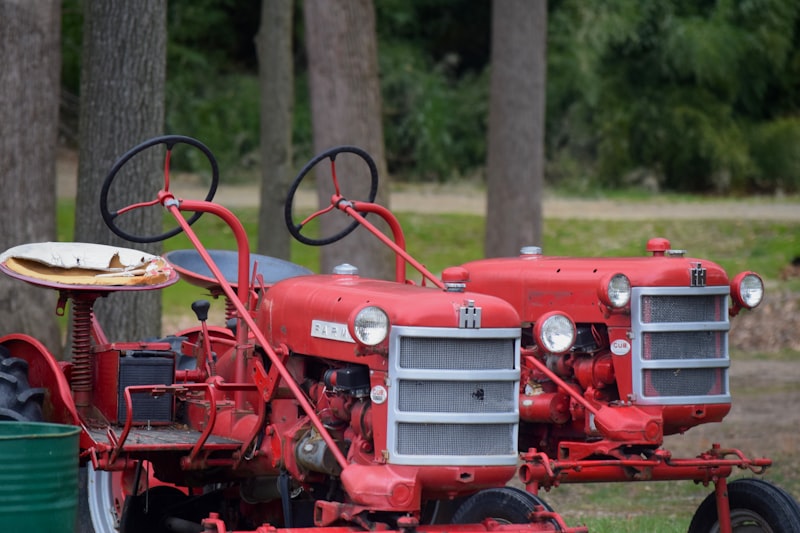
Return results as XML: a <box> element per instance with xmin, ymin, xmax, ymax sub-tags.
<box><xmin>0</xmin><ymin>345</ymin><xmax>44</xmax><ymax>421</ymax></box>
<box><xmin>120</xmin><ymin>485</ymin><xmax>197</xmax><ymax>533</ymax></box>
<box><xmin>688</xmin><ymin>478</ymin><xmax>800</xmax><ymax>532</ymax></box>
<box><xmin>451</xmin><ymin>487</ymin><xmax>555</xmax><ymax>526</ymax></box>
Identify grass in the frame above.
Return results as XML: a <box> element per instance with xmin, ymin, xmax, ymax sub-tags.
<box><xmin>54</xmin><ymin>196</ymin><xmax>799</xmax><ymax>531</ymax></box>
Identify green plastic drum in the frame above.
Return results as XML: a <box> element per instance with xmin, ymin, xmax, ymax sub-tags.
<box><xmin>0</xmin><ymin>422</ymin><xmax>80</xmax><ymax>532</ymax></box>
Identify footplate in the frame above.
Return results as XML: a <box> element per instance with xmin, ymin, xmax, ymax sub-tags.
<box><xmin>88</xmin><ymin>382</ymin><xmax>258</xmax><ymax>469</ymax></box>
<box><xmin>86</xmin><ymin>425</ymin><xmax>242</xmax><ymax>451</ymax></box>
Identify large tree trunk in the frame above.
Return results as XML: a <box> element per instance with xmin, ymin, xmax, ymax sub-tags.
<box><xmin>256</xmin><ymin>0</ymin><xmax>294</xmax><ymax>259</ymax></box>
<box><xmin>0</xmin><ymin>0</ymin><xmax>63</xmax><ymax>356</ymax></box>
<box><xmin>485</xmin><ymin>0</ymin><xmax>547</xmax><ymax>258</ymax></box>
<box><xmin>304</xmin><ymin>0</ymin><xmax>393</xmax><ymax>280</ymax></box>
<box><xmin>75</xmin><ymin>0</ymin><xmax>167</xmax><ymax>342</ymax></box>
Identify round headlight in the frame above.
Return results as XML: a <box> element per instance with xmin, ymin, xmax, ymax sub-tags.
<box><xmin>352</xmin><ymin>306</ymin><xmax>389</xmax><ymax>345</ymax></box>
<box><xmin>733</xmin><ymin>272</ymin><xmax>764</xmax><ymax>309</ymax></box>
<box><xmin>534</xmin><ymin>312</ymin><xmax>576</xmax><ymax>354</ymax></box>
<box><xmin>599</xmin><ymin>273</ymin><xmax>631</xmax><ymax>308</ymax></box>
<box><xmin>607</xmin><ymin>274</ymin><xmax>631</xmax><ymax>307</ymax></box>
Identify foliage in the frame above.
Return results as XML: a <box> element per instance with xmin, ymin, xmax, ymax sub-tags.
<box><xmin>547</xmin><ymin>0</ymin><xmax>800</xmax><ymax>193</ymax></box>
<box><xmin>380</xmin><ymin>40</ymin><xmax>489</xmax><ymax>181</ymax></box>
<box><xmin>376</xmin><ymin>0</ymin><xmax>491</xmax><ymax>181</ymax></box>
<box><xmin>60</xmin><ymin>0</ymin><xmax>800</xmax><ymax>193</ymax></box>
<box><xmin>165</xmin><ymin>72</ymin><xmax>261</xmax><ymax>181</ymax></box>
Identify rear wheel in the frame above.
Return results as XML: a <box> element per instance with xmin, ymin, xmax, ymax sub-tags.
<box><xmin>0</xmin><ymin>345</ymin><xmax>45</xmax><ymax>421</ymax></box>
<box><xmin>688</xmin><ymin>478</ymin><xmax>800</xmax><ymax>532</ymax></box>
<box><xmin>451</xmin><ymin>487</ymin><xmax>555</xmax><ymax>527</ymax></box>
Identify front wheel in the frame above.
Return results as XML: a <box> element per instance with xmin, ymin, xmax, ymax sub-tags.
<box><xmin>451</xmin><ymin>487</ymin><xmax>555</xmax><ymax>526</ymax></box>
<box><xmin>77</xmin><ymin>465</ymin><xmax>124</xmax><ymax>533</ymax></box>
<box><xmin>688</xmin><ymin>478</ymin><xmax>800</xmax><ymax>532</ymax></box>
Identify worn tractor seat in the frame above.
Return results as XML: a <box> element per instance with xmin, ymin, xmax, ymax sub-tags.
<box><xmin>165</xmin><ymin>249</ymin><xmax>312</xmax><ymax>291</ymax></box>
<box><xmin>0</xmin><ymin>242</ymin><xmax>176</xmax><ymax>288</ymax></box>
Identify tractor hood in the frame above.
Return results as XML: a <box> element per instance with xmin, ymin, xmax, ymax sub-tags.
<box><xmin>257</xmin><ymin>270</ymin><xmax>520</xmax><ymax>358</ymax></box>
<box><xmin>459</xmin><ymin>242</ymin><xmax>730</xmax><ymax>324</ymax></box>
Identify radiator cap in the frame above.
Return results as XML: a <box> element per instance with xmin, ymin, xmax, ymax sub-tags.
<box><xmin>520</xmin><ymin>245</ymin><xmax>543</xmax><ymax>257</ymax></box>
<box><xmin>441</xmin><ymin>266</ymin><xmax>468</xmax><ymax>292</ymax></box>
<box><xmin>333</xmin><ymin>263</ymin><xmax>359</xmax><ymax>276</ymax></box>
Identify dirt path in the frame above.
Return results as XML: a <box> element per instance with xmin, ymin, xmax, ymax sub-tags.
<box><xmin>57</xmin><ymin>149</ymin><xmax>800</xmax><ymax>220</ymax></box>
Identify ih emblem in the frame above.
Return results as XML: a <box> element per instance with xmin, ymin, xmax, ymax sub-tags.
<box><xmin>459</xmin><ymin>300</ymin><xmax>481</xmax><ymax>329</ymax></box>
<box><xmin>690</xmin><ymin>263</ymin><xmax>707</xmax><ymax>287</ymax></box>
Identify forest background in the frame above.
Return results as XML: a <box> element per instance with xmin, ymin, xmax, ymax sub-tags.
<box><xmin>60</xmin><ymin>0</ymin><xmax>800</xmax><ymax>196</ymax></box>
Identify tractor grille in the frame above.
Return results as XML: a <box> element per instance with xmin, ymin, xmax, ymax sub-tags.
<box><xmin>386</xmin><ymin>326</ymin><xmax>520</xmax><ymax>466</ymax></box>
<box><xmin>631</xmin><ymin>287</ymin><xmax>730</xmax><ymax>405</ymax></box>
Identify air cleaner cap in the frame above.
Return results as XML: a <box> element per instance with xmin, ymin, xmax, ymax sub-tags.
<box><xmin>646</xmin><ymin>237</ymin><xmax>671</xmax><ymax>256</ymax></box>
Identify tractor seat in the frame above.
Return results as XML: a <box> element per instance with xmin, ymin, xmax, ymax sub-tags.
<box><xmin>0</xmin><ymin>242</ymin><xmax>177</xmax><ymax>290</ymax></box>
<box><xmin>164</xmin><ymin>249</ymin><xmax>312</xmax><ymax>291</ymax></box>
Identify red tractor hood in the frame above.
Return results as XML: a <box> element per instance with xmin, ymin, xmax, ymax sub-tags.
<box><xmin>460</xmin><ymin>253</ymin><xmax>730</xmax><ymax>324</ymax></box>
<box><xmin>258</xmin><ymin>273</ymin><xmax>520</xmax><ymax>357</ymax></box>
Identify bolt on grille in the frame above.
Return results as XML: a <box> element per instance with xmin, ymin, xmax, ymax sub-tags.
<box><xmin>631</xmin><ymin>287</ymin><xmax>730</xmax><ymax>405</ymax></box>
<box><xmin>386</xmin><ymin>326</ymin><xmax>520</xmax><ymax>466</ymax></box>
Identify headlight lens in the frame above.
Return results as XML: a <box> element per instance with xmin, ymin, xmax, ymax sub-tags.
<box><xmin>352</xmin><ymin>306</ymin><xmax>389</xmax><ymax>345</ymax></box>
<box><xmin>535</xmin><ymin>312</ymin><xmax>576</xmax><ymax>354</ymax></box>
<box><xmin>608</xmin><ymin>274</ymin><xmax>631</xmax><ymax>307</ymax></box>
<box><xmin>734</xmin><ymin>272</ymin><xmax>764</xmax><ymax>309</ymax></box>
<box><xmin>599</xmin><ymin>273</ymin><xmax>631</xmax><ymax>308</ymax></box>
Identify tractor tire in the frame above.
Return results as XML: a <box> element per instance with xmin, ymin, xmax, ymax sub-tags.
<box><xmin>451</xmin><ymin>487</ymin><xmax>555</xmax><ymax>527</ymax></box>
<box><xmin>688</xmin><ymin>478</ymin><xmax>800</xmax><ymax>532</ymax></box>
<box><xmin>0</xmin><ymin>345</ymin><xmax>45</xmax><ymax>421</ymax></box>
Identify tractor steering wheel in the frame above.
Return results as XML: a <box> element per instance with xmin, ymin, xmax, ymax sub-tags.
<box><xmin>284</xmin><ymin>145</ymin><xmax>378</xmax><ymax>246</ymax></box>
<box><xmin>100</xmin><ymin>135</ymin><xmax>219</xmax><ymax>244</ymax></box>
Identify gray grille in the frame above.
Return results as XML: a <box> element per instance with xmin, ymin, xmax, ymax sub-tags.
<box><xmin>642</xmin><ymin>368</ymin><xmax>726</xmax><ymax>397</ymax></box>
<box><xmin>387</xmin><ymin>326</ymin><xmax>520</xmax><ymax>466</ymax></box>
<box><xmin>398</xmin><ymin>337</ymin><xmax>515</xmax><ymax>370</ymax></box>
<box><xmin>642</xmin><ymin>331</ymin><xmax>726</xmax><ymax>360</ymax></box>
<box><xmin>641</xmin><ymin>294</ymin><xmax>725</xmax><ymax>323</ymax></box>
<box><xmin>396</xmin><ymin>423</ymin><xmax>516</xmax><ymax>456</ymax></box>
<box><xmin>631</xmin><ymin>287</ymin><xmax>730</xmax><ymax>405</ymax></box>
<box><xmin>398</xmin><ymin>380</ymin><xmax>516</xmax><ymax>413</ymax></box>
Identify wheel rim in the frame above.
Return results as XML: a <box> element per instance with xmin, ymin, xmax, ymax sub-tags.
<box><xmin>87</xmin><ymin>463</ymin><xmax>121</xmax><ymax>533</ymax></box>
<box><xmin>711</xmin><ymin>509</ymin><xmax>775</xmax><ymax>533</ymax></box>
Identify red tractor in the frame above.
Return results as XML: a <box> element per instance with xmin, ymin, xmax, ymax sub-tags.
<box><xmin>0</xmin><ymin>136</ymin><xmax>584</xmax><ymax>533</ymax></box>
<box><xmin>282</xmin><ymin>146</ymin><xmax>800</xmax><ymax>533</ymax></box>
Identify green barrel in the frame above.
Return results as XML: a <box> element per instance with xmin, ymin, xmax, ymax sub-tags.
<box><xmin>0</xmin><ymin>422</ymin><xmax>80</xmax><ymax>533</ymax></box>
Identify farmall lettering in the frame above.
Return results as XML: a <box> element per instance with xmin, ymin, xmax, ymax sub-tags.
<box><xmin>311</xmin><ymin>319</ymin><xmax>355</xmax><ymax>343</ymax></box>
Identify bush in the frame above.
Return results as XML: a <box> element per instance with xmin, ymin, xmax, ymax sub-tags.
<box><xmin>748</xmin><ymin>117</ymin><xmax>800</xmax><ymax>193</ymax></box>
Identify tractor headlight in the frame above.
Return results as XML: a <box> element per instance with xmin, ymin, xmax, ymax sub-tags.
<box><xmin>731</xmin><ymin>272</ymin><xmax>764</xmax><ymax>309</ymax></box>
<box><xmin>351</xmin><ymin>306</ymin><xmax>389</xmax><ymax>345</ymax></box>
<box><xmin>534</xmin><ymin>312</ymin><xmax>576</xmax><ymax>354</ymax></box>
<box><xmin>598</xmin><ymin>273</ymin><xmax>631</xmax><ymax>308</ymax></box>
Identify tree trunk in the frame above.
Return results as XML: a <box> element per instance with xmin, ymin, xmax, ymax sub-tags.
<box><xmin>304</xmin><ymin>0</ymin><xmax>393</xmax><ymax>280</ymax></box>
<box><xmin>256</xmin><ymin>0</ymin><xmax>294</xmax><ymax>259</ymax></box>
<box><xmin>75</xmin><ymin>0</ymin><xmax>167</xmax><ymax>342</ymax></box>
<box><xmin>485</xmin><ymin>0</ymin><xmax>547</xmax><ymax>258</ymax></box>
<box><xmin>0</xmin><ymin>0</ymin><xmax>63</xmax><ymax>356</ymax></box>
